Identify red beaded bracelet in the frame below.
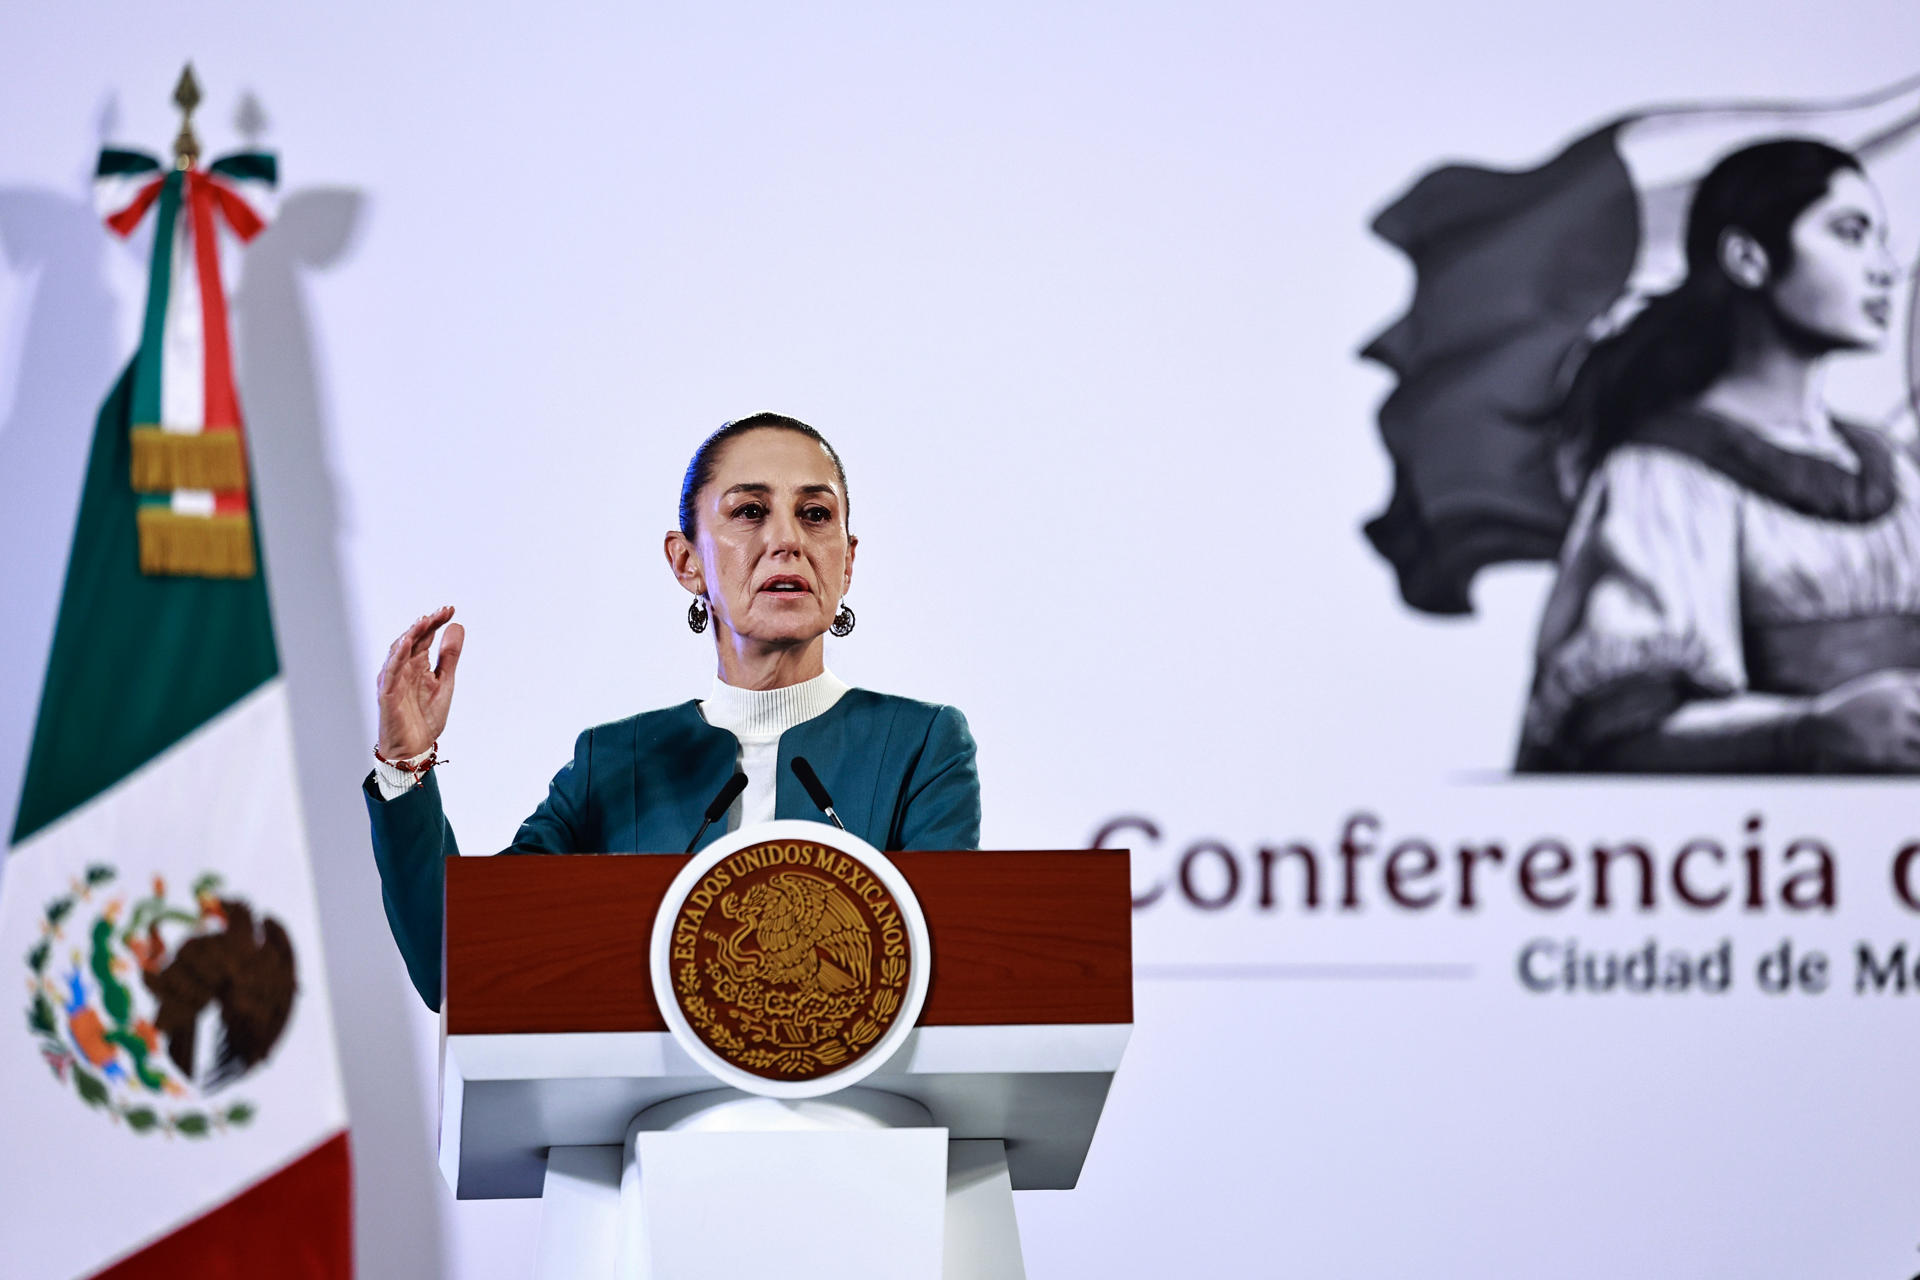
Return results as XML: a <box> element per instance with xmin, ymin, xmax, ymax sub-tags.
<box><xmin>373</xmin><ymin>741</ymin><xmax>444</xmax><ymax>774</ymax></box>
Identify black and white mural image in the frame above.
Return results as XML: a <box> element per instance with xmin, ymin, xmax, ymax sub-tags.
<box><xmin>1364</xmin><ymin>80</ymin><xmax>1920</xmax><ymax>773</ymax></box>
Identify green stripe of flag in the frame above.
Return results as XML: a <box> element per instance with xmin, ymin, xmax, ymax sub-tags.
<box><xmin>10</xmin><ymin>361</ymin><xmax>278</xmax><ymax>845</ymax></box>
<box><xmin>208</xmin><ymin>153</ymin><xmax>277</xmax><ymax>184</ymax></box>
<box><xmin>95</xmin><ymin>148</ymin><xmax>161</xmax><ymax>177</ymax></box>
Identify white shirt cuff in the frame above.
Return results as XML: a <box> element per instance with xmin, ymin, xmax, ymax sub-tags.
<box><xmin>373</xmin><ymin>748</ymin><xmax>435</xmax><ymax>800</ymax></box>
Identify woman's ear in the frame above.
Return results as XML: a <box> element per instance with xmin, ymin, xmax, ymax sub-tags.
<box><xmin>842</xmin><ymin>534</ymin><xmax>858</xmax><ymax>596</ymax></box>
<box><xmin>1718</xmin><ymin>227</ymin><xmax>1772</xmax><ymax>290</ymax></box>
<box><xmin>663</xmin><ymin>530</ymin><xmax>705</xmax><ymax>595</ymax></box>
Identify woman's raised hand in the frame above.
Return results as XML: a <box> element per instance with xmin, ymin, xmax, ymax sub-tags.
<box><xmin>376</xmin><ymin>606</ymin><xmax>464</xmax><ymax>759</ymax></box>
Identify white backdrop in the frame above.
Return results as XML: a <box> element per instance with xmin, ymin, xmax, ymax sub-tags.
<box><xmin>5</xmin><ymin>4</ymin><xmax>1920</xmax><ymax>1276</ymax></box>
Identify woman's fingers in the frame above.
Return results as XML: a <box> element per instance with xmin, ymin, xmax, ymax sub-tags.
<box><xmin>379</xmin><ymin>607</ymin><xmax>457</xmax><ymax>693</ymax></box>
<box><xmin>400</xmin><ymin>607</ymin><xmax>455</xmax><ymax>659</ymax></box>
<box><xmin>378</xmin><ymin>626</ymin><xmax>418</xmax><ymax>693</ymax></box>
<box><xmin>405</xmin><ymin>606</ymin><xmax>455</xmax><ymax>658</ymax></box>
<box><xmin>434</xmin><ymin>622</ymin><xmax>465</xmax><ymax>682</ymax></box>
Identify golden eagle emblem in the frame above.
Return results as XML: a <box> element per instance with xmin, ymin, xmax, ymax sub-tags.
<box><xmin>714</xmin><ymin>872</ymin><xmax>871</xmax><ymax>998</ymax></box>
<box><xmin>669</xmin><ymin>840</ymin><xmax>912</xmax><ymax>1082</ymax></box>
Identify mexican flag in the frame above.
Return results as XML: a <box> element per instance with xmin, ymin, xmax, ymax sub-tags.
<box><xmin>0</xmin><ymin>144</ymin><xmax>350</xmax><ymax>1277</ymax></box>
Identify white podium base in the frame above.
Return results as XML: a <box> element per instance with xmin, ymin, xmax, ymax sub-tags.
<box><xmin>942</xmin><ymin>1139</ymin><xmax>1026</xmax><ymax>1279</ymax></box>
<box><xmin>535</xmin><ymin>1089</ymin><xmax>1026</xmax><ymax>1279</ymax></box>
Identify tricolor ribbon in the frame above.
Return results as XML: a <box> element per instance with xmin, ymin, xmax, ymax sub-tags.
<box><xmin>96</xmin><ymin>148</ymin><xmax>277</xmax><ymax>578</ymax></box>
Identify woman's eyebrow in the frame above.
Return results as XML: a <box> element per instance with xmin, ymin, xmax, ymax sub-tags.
<box><xmin>720</xmin><ymin>482</ymin><xmax>838</xmax><ymax>497</ymax></box>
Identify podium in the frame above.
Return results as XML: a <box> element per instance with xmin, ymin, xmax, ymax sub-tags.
<box><xmin>440</xmin><ymin>841</ymin><xmax>1132</xmax><ymax>1278</ymax></box>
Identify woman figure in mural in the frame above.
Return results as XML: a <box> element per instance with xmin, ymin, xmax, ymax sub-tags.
<box><xmin>1517</xmin><ymin>139</ymin><xmax>1920</xmax><ymax>772</ymax></box>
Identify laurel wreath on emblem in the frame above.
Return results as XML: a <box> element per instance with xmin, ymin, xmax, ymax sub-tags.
<box><xmin>22</xmin><ymin>863</ymin><xmax>295</xmax><ymax>1137</ymax></box>
<box><xmin>676</xmin><ymin>957</ymin><xmax>906</xmax><ymax>1074</ymax></box>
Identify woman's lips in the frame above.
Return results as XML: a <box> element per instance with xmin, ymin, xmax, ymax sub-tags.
<box><xmin>759</xmin><ymin>576</ymin><xmax>812</xmax><ymax>594</ymax></box>
<box><xmin>1864</xmin><ymin>297</ymin><xmax>1891</xmax><ymax>327</ymax></box>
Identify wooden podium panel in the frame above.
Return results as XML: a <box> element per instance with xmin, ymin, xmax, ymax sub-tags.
<box><xmin>440</xmin><ymin>846</ymin><xmax>1133</xmax><ymax>1198</ymax></box>
<box><xmin>443</xmin><ymin>850</ymin><xmax>1132</xmax><ymax>1036</ymax></box>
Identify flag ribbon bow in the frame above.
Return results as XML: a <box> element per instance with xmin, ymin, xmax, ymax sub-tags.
<box><xmin>95</xmin><ymin>148</ymin><xmax>277</xmax><ymax>578</ymax></box>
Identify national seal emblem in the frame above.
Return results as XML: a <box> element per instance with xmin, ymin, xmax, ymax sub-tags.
<box><xmin>651</xmin><ymin>821</ymin><xmax>930</xmax><ymax>1097</ymax></box>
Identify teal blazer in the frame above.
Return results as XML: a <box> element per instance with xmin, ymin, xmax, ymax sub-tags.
<box><xmin>364</xmin><ymin>689</ymin><xmax>980</xmax><ymax>1009</ymax></box>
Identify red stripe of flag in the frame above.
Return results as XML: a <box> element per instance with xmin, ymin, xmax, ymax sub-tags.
<box><xmin>186</xmin><ymin>173</ymin><xmax>245</xmax><ymax>434</ymax></box>
<box><xmin>104</xmin><ymin>177</ymin><xmax>166</xmax><ymax>239</ymax></box>
<box><xmin>90</xmin><ymin>1131</ymin><xmax>353</xmax><ymax>1279</ymax></box>
<box><xmin>207</xmin><ymin>179</ymin><xmax>267</xmax><ymax>242</ymax></box>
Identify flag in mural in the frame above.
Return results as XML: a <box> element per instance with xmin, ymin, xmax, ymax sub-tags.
<box><xmin>0</xmin><ymin>87</ymin><xmax>351</xmax><ymax>1278</ymax></box>
<box><xmin>1363</xmin><ymin>75</ymin><xmax>1920</xmax><ymax>617</ymax></box>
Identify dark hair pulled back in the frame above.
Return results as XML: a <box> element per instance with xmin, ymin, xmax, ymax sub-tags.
<box><xmin>1564</xmin><ymin>138</ymin><xmax>1862</xmax><ymax>472</ymax></box>
<box><xmin>677</xmin><ymin>412</ymin><xmax>851</xmax><ymax>538</ymax></box>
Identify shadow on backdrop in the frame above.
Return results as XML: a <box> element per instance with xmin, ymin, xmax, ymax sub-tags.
<box><xmin>0</xmin><ymin>186</ymin><xmax>117</xmax><ymax>867</ymax></box>
<box><xmin>237</xmin><ymin>185</ymin><xmax>449</xmax><ymax>1279</ymax></box>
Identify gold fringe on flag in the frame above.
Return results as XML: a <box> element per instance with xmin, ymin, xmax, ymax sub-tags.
<box><xmin>136</xmin><ymin>508</ymin><xmax>256</xmax><ymax>578</ymax></box>
<box><xmin>130</xmin><ymin>427</ymin><xmax>248</xmax><ymax>493</ymax></box>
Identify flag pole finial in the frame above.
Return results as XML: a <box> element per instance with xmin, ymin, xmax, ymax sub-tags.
<box><xmin>171</xmin><ymin>63</ymin><xmax>202</xmax><ymax>170</ymax></box>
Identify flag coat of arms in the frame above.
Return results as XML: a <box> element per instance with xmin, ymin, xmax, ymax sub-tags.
<box><xmin>0</xmin><ymin>131</ymin><xmax>351</xmax><ymax>1278</ymax></box>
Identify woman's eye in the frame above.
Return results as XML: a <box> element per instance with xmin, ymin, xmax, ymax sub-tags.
<box><xmin>803</xmin><ymin>506</ymin><xmax>832</xmax><ymax>523</ymax></box>
<box><xmin>735</xmin><ymin>503</ymin><xmax>765</xmax><ymax>520</ymax></box>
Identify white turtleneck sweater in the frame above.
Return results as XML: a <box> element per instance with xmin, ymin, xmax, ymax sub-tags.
<box><xmin>372</xmin><ymin>670</ymin><xmax>851</xmax><ymax>824</ymax></box>
<box><xmin>697</xmin><ymin>669</ymin><xmax>850</xmax><ymax>830</ymax></box>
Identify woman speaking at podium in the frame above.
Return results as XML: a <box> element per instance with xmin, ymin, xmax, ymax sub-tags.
<box><xmin>363</xmin><ymin>414</ymin><xmax>981</xmax><ymax>1009</ymax></box>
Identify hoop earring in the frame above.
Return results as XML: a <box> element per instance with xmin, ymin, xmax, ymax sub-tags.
<box><xmin>688</xmin><ymin>597</ymin><xmax>709</xmax><ymax>634</ymax></box>
<box><xmin>830</xmin><ymin>603</ymin><xmax>856</xmax><ymax>637</ymax></box>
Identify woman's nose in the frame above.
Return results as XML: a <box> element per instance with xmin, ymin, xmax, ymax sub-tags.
<box><xmin>766</xmin><ymin>509</ymin><xmax>804</xmax><ymax>549</ymax></box>
<box><xmin>1868</xmin><ymin>245</ymin><xmax>1901</xmax><ymax>285</ymax></box>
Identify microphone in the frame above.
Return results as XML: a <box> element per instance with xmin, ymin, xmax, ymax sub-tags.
<box><xmin>789</xmin><ymin>757</ymin><xmax>846</xmax><ymax>831</ymax></box>
<box><xmin>685</xmin><ymin>772</ymin><xmax>749</xmax><ymax>853</ymax></box>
